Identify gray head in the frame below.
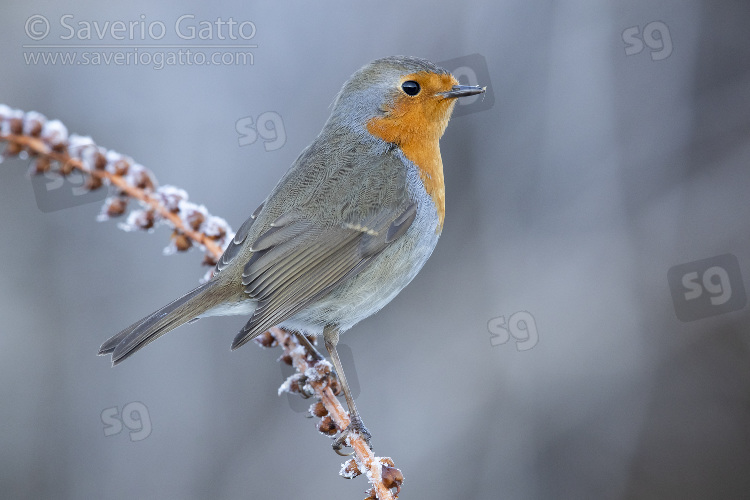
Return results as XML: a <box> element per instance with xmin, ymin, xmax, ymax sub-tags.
<box><xmin>326</xmin><ymin>56</ymin><xmax>453</xmax><ymax>133</ymax></box>
<box><xmin>322</xmin><ymin>55</ymin><xmax>485</xmax><ymax>148</ymax></box>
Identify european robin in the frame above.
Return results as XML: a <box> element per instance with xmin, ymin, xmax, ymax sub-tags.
<box><xmin>99</xmin><ymin>55</ymin><xmax>484</xmax><ymax>453</ymax></box>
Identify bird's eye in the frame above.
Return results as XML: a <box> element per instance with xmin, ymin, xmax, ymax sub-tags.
<box><xmin>401</xmin><ymin>81</ymin><xmax>420</xmax><ymax>96</ymax></box>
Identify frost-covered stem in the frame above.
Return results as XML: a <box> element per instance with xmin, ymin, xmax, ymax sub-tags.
<box><xmin>270</xmin><ymin>326</ymin><xmax>397</xmax><ymax>500</ymax></box>
<box><xmin>0</xmin><ymin>133</ymin><xmax>224</xmax><ymax>258</ymax></box>
<box><xmin>2</xmin><ymin>107</ymin><xmax>402</xmax><ymax>498</ymax></box>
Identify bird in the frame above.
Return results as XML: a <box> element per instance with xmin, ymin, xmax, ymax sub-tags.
<box><xmin>99</xmin><ymin>55</ymin><xmax>484</xmax><ymax>454</ymax></box>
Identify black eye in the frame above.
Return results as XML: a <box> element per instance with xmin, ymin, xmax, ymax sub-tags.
<box><xmin>401</xmin><ymin>80</ymin><xmax>420</xmax><ymax>96</ymax></box>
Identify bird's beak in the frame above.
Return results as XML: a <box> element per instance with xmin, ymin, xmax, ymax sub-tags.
<box><xmin>441</xmin><ymin>85</ymin><xmax>486</xmax><ymax>98</ymax></box>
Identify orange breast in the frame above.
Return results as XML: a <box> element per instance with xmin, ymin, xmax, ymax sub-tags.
<box><xmin>365</xmin><ymin>71</ymin><xmax>457</xmax><ymax>232</ymax></box>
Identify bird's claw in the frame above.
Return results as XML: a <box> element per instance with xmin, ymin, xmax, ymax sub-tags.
<box><xmin>332</xmin><ymin>414</ymin><xmax>372</xmax><ymax>456</ymax></box>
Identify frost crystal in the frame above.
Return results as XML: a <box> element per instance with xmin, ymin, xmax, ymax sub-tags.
<box><xmin>105</xmin><ymin>150</ymin><xmax>123</xmax><ymax>164</ymax></box>
<box><xmin>23</xmin><ymin>111</ymin><xmax>46</xmax><ymax>134</ymax></box>
<box><xmin>0</xmin><ymin>107</ymin><xmax>23</xmax><ymax>135</ymax></box>
<box><xmin>96</xmin><ymin>203</ymin><xmax>112</xmax><ymax>222</ymax></box>
<box><xmin>125</xmin><ymin>163</ymin><xmax>154</xmax><ymax>190</ymax></box>
<box><xmin>162</xmin><ymin>239</ymin><xmax>178</xmax><ymax>256</ymax></box>
<box><xmin>339</xmin><ymin>460</ymin><xmax>362</xmax><ymax>479</ymax></box>
<box><xmin>1</xmin><ymin>103</ymin><xmax>238</xmax><ymax>284</ymax></box>
<box><xmin>118</xmin><ymin>210</ymin><xmax>154</xmax><ymax>232</ymax></box>
<box><xmin>157</xmin><ymin>185</ymin><xmax>188</xmax><ymax>212</ymax></box>
<box><xmin>40</xmin><ymin>119</ymin><xmax>68</xmax><ymax>146</ymax></box>
<box><xmin>67</xmin><ymin>135</ymin><xmax>97</xmax><ymax>170</ymax></box>
<box><xmin>305</xmin><ymin>359</ymin><xmax>333</xmax><ymax>382</ymax></box>
<box><xmin>68</xmin><ymin>134</ymin><xmax>95</xmax><ymax>151</ymax></box>
<box><xmin>203</xmin><ymin>215</ymin><xmax>229</xmax><ymax>238</ymax></box>
<box><xmin>278</xmin><ymin>373</ymin><xmax>302</xmax><ymax>396</ymax></box>
<box><xmin>178</xmin><ymin>200</ymin><xmax>209</xmax><ymax>230</ymax></box>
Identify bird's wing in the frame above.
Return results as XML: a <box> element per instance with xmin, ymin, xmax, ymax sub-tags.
<box><xmin>214</xmin><ymin>203</ymin><xmax>264</xmax><ymax>274</ymax></box>
<box><xmin>230</xmin><ymin>201</ymin><xmax>417</xmax><ymax>349</ymax></box>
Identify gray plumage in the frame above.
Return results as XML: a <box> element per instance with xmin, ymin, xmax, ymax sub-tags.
<box><xmin>99</xmin><ymin>56</ymin><xmax>463</xmax><ymax>365</ymax></box>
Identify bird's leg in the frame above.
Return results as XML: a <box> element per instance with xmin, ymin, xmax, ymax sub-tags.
<box><xmin>323</xmin><ymin>324</ymin><xmax>372</xmax><ymax>455</ymax></box>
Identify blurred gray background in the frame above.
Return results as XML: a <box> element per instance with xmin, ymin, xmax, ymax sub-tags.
<box><xmin>1</xmin><ymin>1</ymin><xmax>749</xmax><ymax>499</ymax></box>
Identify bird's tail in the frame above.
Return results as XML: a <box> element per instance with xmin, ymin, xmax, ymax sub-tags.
<box><xmin>98</xmin><ymin>280</ymin><xmax>225</xmax><ymax>365</ymax></box>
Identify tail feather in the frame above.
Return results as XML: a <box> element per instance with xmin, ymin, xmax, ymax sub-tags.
<box><xmin>98</xmin><ymin>280</ymin><xmax>223</xmax><ymax>365</ymax></box>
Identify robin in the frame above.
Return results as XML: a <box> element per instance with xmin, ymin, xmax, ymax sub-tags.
<box><xmin>99</xmin><ymin>55</ymin><xmax>484</xmax><ymax>454</ymax></box>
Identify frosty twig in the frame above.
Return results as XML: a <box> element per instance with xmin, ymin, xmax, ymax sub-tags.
<box><xmin>0</xmin><ymin>104</ymin><xmax>403</xmax><ymax>499</ymax></box>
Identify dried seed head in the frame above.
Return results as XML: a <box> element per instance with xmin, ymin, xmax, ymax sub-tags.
<box><xmin>363</xmin><ymin>487</ymin><xmax>377</xmax><ymax>500</ymax></box>
<box><xmin>329</xmin><ymin>376</ymin><xmax>342</xmax><ymax>396</ymax></box>
<box><xmin>113</xmin><ymin>159</ymin><xmax>129</xmax><ymax>176</ymax></box>
<box><xmin>317</xmin><ymin>415</ymin><xmax>338</xmax><ymax>436</ymax></box>
<box><xmin>289</xmin><ymin>374</ymin><xmax>308</xmax><ymax>394</ymax></box>
<box><xmin>127</xmin><ymin>210</ymin><xmax>155</xmax><ymax>230</ymax></box>
<box><xmin>278</xmin><ymin>372</ymin><xmax>310</xmax><ymax>396</ymax></box>
<box><xmin>9</xmin><ymin>118</ymin><xmax>23</xmax><ymax>135</ymax></box>
<box><xmin>310</xmin><ymin>401</ymin><xmax>328</xmax><ymax>418</ymax></box>
<box><xmin>66</xmin><ymin>135</ymin><xmax>95</xmax><ymax>166</ymax></box>
<box><xmin>339</xmin><ymin>458</ymin><xmax>361</xmax><ymax>479</ymax></box>
<box><xmin>132</xmin><ymin>168</ymin><xmax>155</xmax><ymax>190</ymax></box>
<box><xmin>306</xmin><ymin>359</ymin><xmax>333</xmax><ymax>381</ymax></box>
<box><xmin>279</xmin><ymin>353</ymin><xmax>293</xmax><ymax>366</ymax></box>
<box><xmin>94</xmin><ymin>152</ymin><xmax>107</xmax><ymax>170</ymax></box>
<box><xmin>157</xmin><ymin>186</ymin><xmax>188</xmax><ymax>212</ymax></box>
<box><xmin>106</xmin><ymin>197</ymin><xmax>127</xmax><ymax>217</ymax></box>
<box><xmin>381</xmin><ymin>465</ymin><xmax>404</xmax><ymax>494</ymax></box>
<box><xmin>85</xmin><ymin>174</ymin><xmax>103</xmax><ymax>190</ymax></box>
<box><xmin>186</xmin><ymin>210</ymin><xmax>205</xmax><ymax>231</ymax></box>
<box><xmin>253</xmin><ymin>331</ymin><xmax>277</xmax><ymax>348</ymax></box>
<box><xmin>172</xmin><ymin>231</ymin><xmax>192</xmax><ymax>252</ymax></box>
<box><xmin>201</xmin><ymin>254</ymin><xmax>218</xmax><ymax>267</ymax></box>
<box><xmin>23</xmin><ymin>111</ymin><xmax>46</xmax><ymax>137</ymax></box>
<box><xmin>41</xmin><ymin>120</ymin><xmax>68</xmax><ymax>148</ymax></box>
<box><xmin>203</xmin><ymin>215</ymin><xmax>229</xmax><ymax>239</ymax></box>
<box><xmin>28</xmin><ymin>120</ymin><xmax>43</xmax><ymax>137</ymax></box>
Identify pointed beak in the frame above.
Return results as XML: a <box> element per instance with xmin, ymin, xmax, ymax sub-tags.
<box><xmin>441</xmin><ymin>85</ymin><xmax>486</xmax><ymax>98</ymax></box>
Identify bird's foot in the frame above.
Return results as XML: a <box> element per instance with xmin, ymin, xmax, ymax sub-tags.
<box><xmin>333</xmin><ymin>414</ymin><xmax>372</xmax><ymax>456</ymax></box>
